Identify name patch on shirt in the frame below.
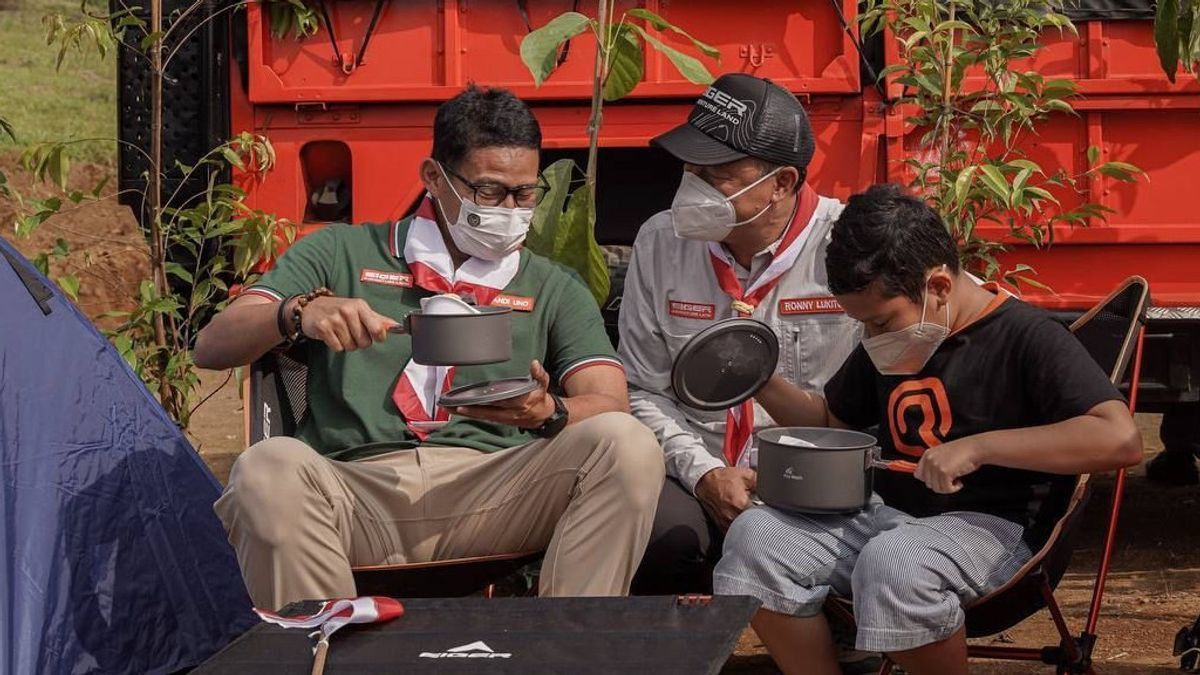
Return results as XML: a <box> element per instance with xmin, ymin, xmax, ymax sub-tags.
<box><xmin>491</xmin><ymin>294</ymin><xmax>535</xmax><ymax>312</ymax></box>
<box><xmin>668</xmin><ymin>300</ymin><xmax>716</xmax><ymax>320</ymax></box>
<box><xmin>778</xmin><ymin>296</ymin><xmax>845</xmax><ymax>315</ymax></box>
<box><xmin>360</xmin><ymin>269</ymin><xmax>413</xmax><ymax>288</ymax></box>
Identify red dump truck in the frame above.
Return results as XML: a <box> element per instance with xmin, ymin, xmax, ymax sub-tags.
<box><xmin>113</xmin><ymin>0</ymin><xmax>1199</xmax><ymax>440</ymax></box>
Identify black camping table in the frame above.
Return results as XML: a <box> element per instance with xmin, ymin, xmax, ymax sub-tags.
<box><xmin>196</xmin><ymin>595</ymin><xmax>759</xmax><ymax>674</ymax></box>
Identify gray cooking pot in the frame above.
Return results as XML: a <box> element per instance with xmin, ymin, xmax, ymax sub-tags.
<box><xmin>388</xmin><ymin>306</ymin><xmax>512</xmax><ymax>366</ymax></box>
<box><xmin>756</xmin><ymin>427</ymin><xmax>917</xmax><ymax>514</ymax></box>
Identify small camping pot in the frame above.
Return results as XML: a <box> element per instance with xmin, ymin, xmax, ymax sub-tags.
<box><xmin>388</xmin><ymin>306</ymin><xmax>512</xmax><ymax>366</ymax></box>
<box><xmin>756</xmin><ymin>427</ymin><xmax>918</xmax><ymax>514</ymax></box>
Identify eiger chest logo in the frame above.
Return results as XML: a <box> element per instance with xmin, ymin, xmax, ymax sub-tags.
<box><xmin>698</xmin><ymin>87</ymin><xmax>749</xmax><ymax>124</ymax></box>
<box><xmin>669</xmin><ymin>300</ymin><xmax>716</xmax><ymax>320</ymax></box>
<box><xmin>360</xmin><ymin>268</ymin><xmax>413</xmax><ymax>288</ymax></box>
<box><xmin>419</xmin><ymin>640</ymin><xmax>512</xmax><ymax>659</ymax></box>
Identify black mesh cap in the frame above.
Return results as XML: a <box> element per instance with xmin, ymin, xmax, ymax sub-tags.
<box><xmin>652</xmin><ymin>73</ymin><xmax>815</xmax><ymax>169</ymax></box>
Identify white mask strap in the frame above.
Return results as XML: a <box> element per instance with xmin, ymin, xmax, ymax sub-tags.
<box><xmin>919</xmin><ymin>264</ymin><xmax>949</xmax><ymax>329</ymax></box>
<box><xmin>732</xmin><ymin>200</ymin><xmax>774</xmax><ymax>227</ymax></box>
<box><xmin>720</xmin><ymin>166</ymin><xmax>782</xmax><ymax>227</ymax></box>
<box><xmin>436</xmin><ymin>163</ymin><xmax>466</xmax><ymax>205</ymax></box>
<box><xmin>726</xmin><ymin>165</ymin><xmax>782</xmax><ymax>202</ymax></box>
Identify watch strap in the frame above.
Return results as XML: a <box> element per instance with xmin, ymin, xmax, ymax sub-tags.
<box><xmin>532</xmin><ymin>392</ymin><xmax>569</xmax><ymax>438</ymax></box>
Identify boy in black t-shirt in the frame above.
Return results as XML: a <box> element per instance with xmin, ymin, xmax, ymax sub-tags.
<box><xmin>712</xmin><ymin>184</ymin><xmax>1142</xmax><ymax>675</ymax></box>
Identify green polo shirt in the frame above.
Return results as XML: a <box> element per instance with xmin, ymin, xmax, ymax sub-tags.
<box><xmin>244</xmin><ymin>217</ymin><xmax>621</xmax><ymax>461</ymax></box>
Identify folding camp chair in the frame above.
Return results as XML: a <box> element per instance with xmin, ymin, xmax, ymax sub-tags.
<box><xmin>826</xmin><ymin>276</ymin><xmax>1150</xmax><ymax>675</ymax></box>
<box><xmin>246</xmin><ymin>345</ymin><xmax>542</xmax><ymax>599</ymax></box>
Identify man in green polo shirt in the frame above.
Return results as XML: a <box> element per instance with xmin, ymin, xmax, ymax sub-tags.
<box><xmin>194</xmin><ymin>85</ymin><xmax>664</xmax><ymax>610</ymax></box>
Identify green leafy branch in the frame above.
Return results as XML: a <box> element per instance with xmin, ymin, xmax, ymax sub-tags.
<box><xmin>7</xmin><ymin>126</ymin><xmax>293</xmax><ymax>427</ymax></box>
<box><xmin>1155</xmin><ymin>0</ymin><xmax>1200</xmax><ymax>83</ymax></box>
<box><xmin>43</xmin><ymin>0</ymin><xmax>141</xmax><ymax>70</ymax></box>
<box><xmin>1</xmin><ymin>0</ymin><xmax>300</xmax><ymax>427</ymax></box>
<box><xmin>101</xmin><ymin>139</ymin><xmax>293</xmax><ymax>426</ymax></box>
<box><xmin>862</xmin><ymin>0</ymin><xmax>1143</xmax><ymax>290</ymax></box>
<box><xmin>521</xmin><ymin>7</ymin><xmax>718</xmax><ymax>101</ymax></box>
<box><xmin>519</xmin><ymin>2</ymin><xmax>718</xmax><ymax>305</ymax></box>
<box><xmin>266</xmin><ymin>0</ymin><xmax>319</xmax><ymax>40</ymax></box>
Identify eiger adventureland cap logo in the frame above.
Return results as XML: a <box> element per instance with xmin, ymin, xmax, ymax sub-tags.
<box><xmin>651</xmin><ymin>73</ymin><xmax>815</xmax><ymax>171</ymax></box>
<box><xmin>696</xmin><ymin>85</ymin><xmax>750</xmax><ymax>126</ymax></box>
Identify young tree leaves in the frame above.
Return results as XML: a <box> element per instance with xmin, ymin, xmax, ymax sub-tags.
<box><xmin>1156</xmin><ymin>0</ymin><xmax>1182</xmax><ymax>81</ymax></box>
<box><xmin>520</xmin><ymin>12</ymin><xmax>594</xmax><ymax>86</ymax></box>
<box><xmin>603</xmin><ymin>24</ymin><xmax>644</xmax><ymax>101</ymax></box>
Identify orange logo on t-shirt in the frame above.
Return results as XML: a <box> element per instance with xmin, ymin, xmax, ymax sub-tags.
<box><xmin>887</xmin><ymin>377</ymin><xmax>952</xmax><ymax>458</ymax></box>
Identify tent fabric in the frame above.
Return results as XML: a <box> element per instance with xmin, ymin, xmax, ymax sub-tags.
<box><xmin>0</xmin><ymin>236</ymin><xmax>255</xmax><ymax>674</ymax></box>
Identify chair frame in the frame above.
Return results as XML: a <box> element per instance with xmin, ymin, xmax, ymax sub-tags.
<box><xmin>827</xmin><ymin>276</ymin><xmax>1150</xmax><ymax>675</ymax></box>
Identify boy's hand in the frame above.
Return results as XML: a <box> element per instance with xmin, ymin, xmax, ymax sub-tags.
<box><xmin>696</xmin><ymin>467</ymin><xmax>757</xmax><ymax>531</ymax></box>
<box><xmin>914</xmin><ymin>438</ymin><xmax>983</xmax><ymax>494</ymax></box>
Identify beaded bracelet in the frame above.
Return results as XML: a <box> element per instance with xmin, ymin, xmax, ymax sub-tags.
<box><xmin>291</xmin><ymin>287</ymin><xmax>333</xmax><ymax>341</ymax></box>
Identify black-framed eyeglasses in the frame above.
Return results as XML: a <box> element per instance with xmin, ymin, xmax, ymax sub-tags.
<box><xmin>442</xmin><ymin>164</ymin><xmax>550</xmax><ymax>208</ymax></box>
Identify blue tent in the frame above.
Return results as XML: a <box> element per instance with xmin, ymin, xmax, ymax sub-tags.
<box><xmin>0</xmin><ymin>236</ymin><xmax>255</xmax><ymax>674</ymax></box>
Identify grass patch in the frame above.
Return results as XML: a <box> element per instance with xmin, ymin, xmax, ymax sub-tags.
<box><xmin>0</xmin><ymin>0</ymin><xmax>117</xmax><ymax>164</ymax></box>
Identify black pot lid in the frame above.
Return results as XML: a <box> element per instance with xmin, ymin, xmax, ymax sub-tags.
<box><xmin>671</xmin><ymin>318</ymin><xmax>779</xmax><ymax>411</ymax></box>
<box><xmin>439</xmin><ymin>376</ymin><xmax>540</xmax><ymax>408</ymax></box>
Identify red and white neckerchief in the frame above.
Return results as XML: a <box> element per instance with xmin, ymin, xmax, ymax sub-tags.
<box><xmin>255</xmin><ymin>596</ymin><xmax>404</xmax><ymax>646</ymax></box>
<box><xmin>390</xmin><ymin>197</ymin><xmax>521</xmax><ymax>439</ymax></box>
<box><xmin>708</xmin><ymin>185</ymin><xmax>820</xmax><ymax>468</ymax></box>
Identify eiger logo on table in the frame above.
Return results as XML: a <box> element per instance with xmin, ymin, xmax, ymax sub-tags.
<box><xmin>419</xmin><ymin>640</ymin><xmax>512</xmax><ymax>659</ymax></box>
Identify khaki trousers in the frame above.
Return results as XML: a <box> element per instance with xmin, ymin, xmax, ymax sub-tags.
<box><xmin>214</xmin><ymin>411</ymin><xmax>664</xmax><ymax>609</ymax></box>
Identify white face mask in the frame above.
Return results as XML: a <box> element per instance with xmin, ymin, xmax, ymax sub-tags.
<box><xmin>435</xmin><ymin>164</ymin><xmax>533</xmax><ymax>261</ymax></box>
<box><xmin>669</xmin><ymin>167</ymin><xmax>781</xmax><ymax>241</ymax></box>
<box><xmin>861</xmin><ymin>270</ymin><xmax>951</xmax><ymax>376</ymax></box>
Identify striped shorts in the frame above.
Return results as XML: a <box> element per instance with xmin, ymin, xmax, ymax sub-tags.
<box><xmin>713</xmin><ymin>497</ymin><xmax>1032</xmax><ymax>652</ymax></box>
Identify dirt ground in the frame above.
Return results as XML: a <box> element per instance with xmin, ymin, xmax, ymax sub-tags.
<box><xmin>6</xmin><ymin>160</ymin><xmax>1198</xmax><ymax>673</ymax></box>
<box><xmin>1</xmin><ymin>155</ymin><xmax>150</xmax><ymax>321</ymax></box>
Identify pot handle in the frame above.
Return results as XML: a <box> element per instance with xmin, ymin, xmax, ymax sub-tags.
<box><xmin>867</xmin><ymin>446</ymin><xmax>919</xmax><ymax>475</ymax></box>
<box><xmin>386</xmin><ymin>314</ymin><xmax>412</xmax><ymax>335</ymax></box>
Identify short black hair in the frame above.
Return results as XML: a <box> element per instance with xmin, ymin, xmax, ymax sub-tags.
<box><xmin>826</xmin><ymin>183</ymin><xmax>960</xmax><ymax>301</ymax></box>
<box><xmin>432</xmin><ymin>84</ymin><xmax>542</xmax><ymax>168</ymax></box>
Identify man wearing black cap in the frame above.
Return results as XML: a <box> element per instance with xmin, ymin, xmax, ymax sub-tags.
<box><xmin>620</xmin><ymin>74</ymin><xmax>861</xmax><ymax>595</ymax></box>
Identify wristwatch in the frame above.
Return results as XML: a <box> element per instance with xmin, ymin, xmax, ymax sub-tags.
<box><xmin>532</xmin><ymin>392</ymin><xmax>569</xmax><ymax>438</ymax></box>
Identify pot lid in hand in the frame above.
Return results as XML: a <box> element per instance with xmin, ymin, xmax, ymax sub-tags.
<box><xmin>670</xmin><ymin>318</ymin><xmax>779</xmax><ymax>411</ymax></box>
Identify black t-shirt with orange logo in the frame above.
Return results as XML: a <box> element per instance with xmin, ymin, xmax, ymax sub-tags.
<box><xmin>824</xmin><ymin>294</ymin><xmax>1123</xmax><ymax>548</ymax></box>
